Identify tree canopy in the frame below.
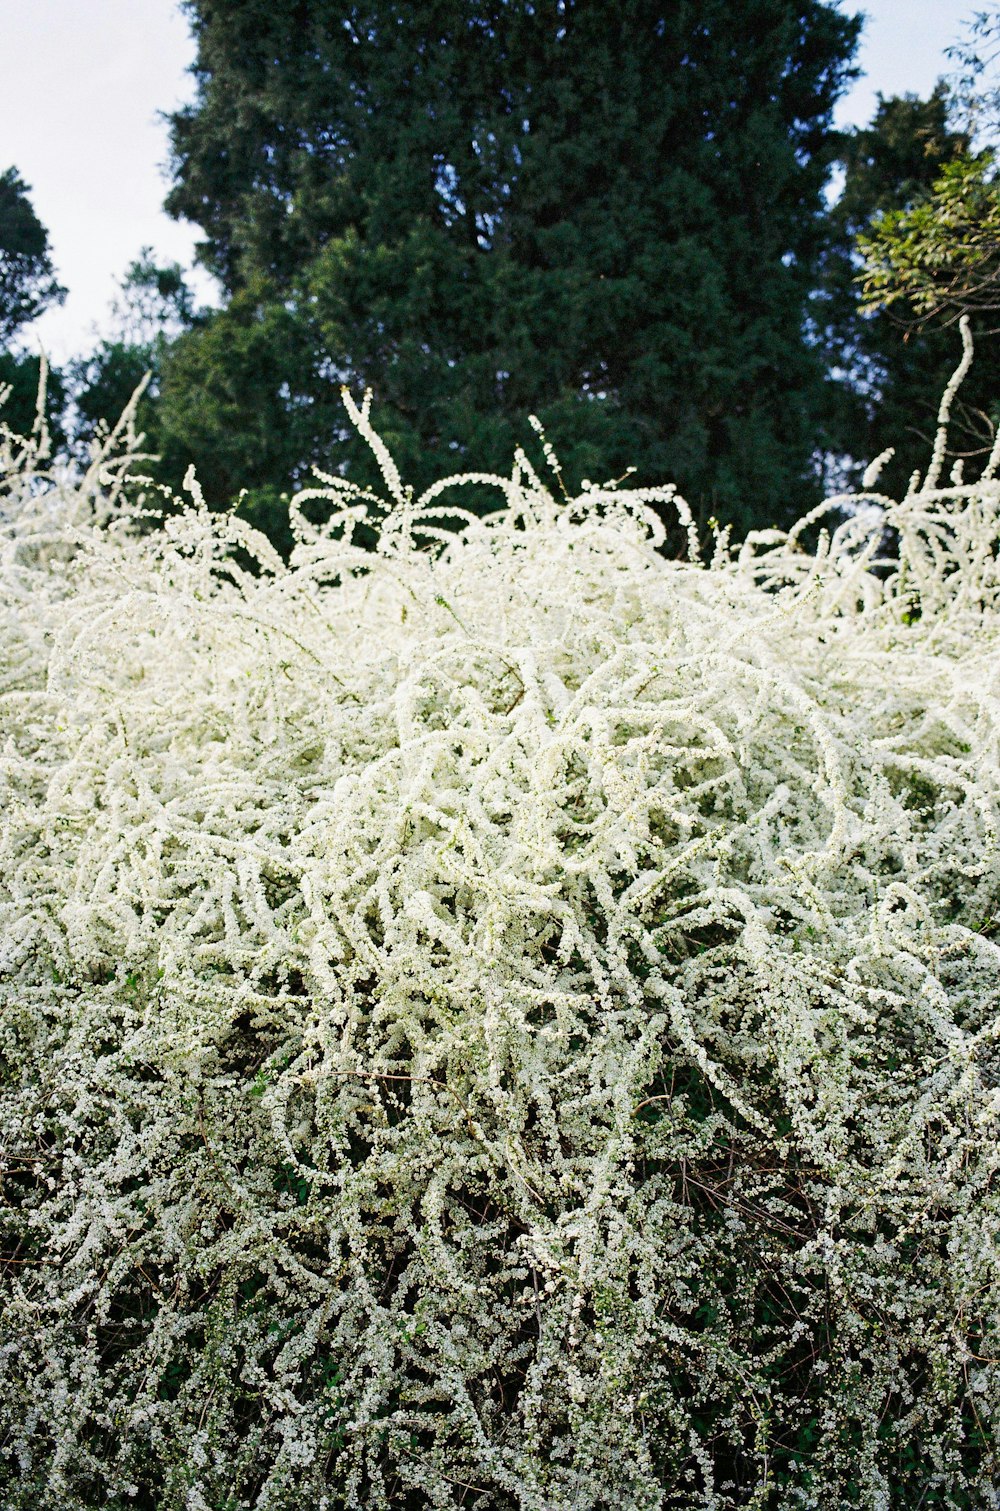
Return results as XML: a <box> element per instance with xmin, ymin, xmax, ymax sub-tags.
<box><xmin>858</xmin><ymin>148</ymin><xmax>1000</xmax><ymax>329</ymax></box>
<box><xmin>0</xmin><ymin>168</ymin><xmax>66</xmax><ymax>442</ymax></box>
<box><xmin>67</xmin><ymin>249</ymin><xmax>196</xmax><ymax>460</ymax></box>
<box><xmin>852</xmin><ymin>26</ymin><xmax>1000</xmax><ymax>334</ymax></box>
<box><xmin>160</xmin><ymin>0</ymin><xmax>861</xmax><ymax>536</ymax></box>
<box><xmin>0</xmin><ymin>167</ymin><xmax>65</xmax><ymax>347</ymax></box>
<box><xmin>817</xmin><ymin>87</ymin><xmax>1000</xmax><ymax>496</ymax></box>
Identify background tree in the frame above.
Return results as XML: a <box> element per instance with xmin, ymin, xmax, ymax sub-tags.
<box><xmin>0</xmin><ymin>167</ymin><xmax>66</xmax><ymax>443</ymax></box>
<box><xmin>947</xmin><ymin>7</ymin><xmax>1000</xmax><ymax>142</ymax></box>
<box><xmin>0</xmin><ymin>349</ymin><xmax>65</xmax><ymax>452</ymax></box>
<box><xmin>68</xmin><ymin>249</ymin><xmax>195</xmax><ymax>457</ymax></box>
<box><xmin>818</xmin><ymin>87</ymin><xmax>1000</xmax><ymax>496</ymax></box>
<box><xmin>0</xmin><ymin>167</ymin><xmax>65</xmax><ymax>345</ymax></box>
<box><xmin>162</xmin><ymin>0</ymin><xmax>861</xmax><ymax>538</ymax></box>
<box><xmin>857</xmin><ymin>151</ymin><xmax>1000</xmax><ymax>329</ymax></box>
<box><xmin>853</xmin><ymin>10</ymin><xmax>1000</xmax><ymax>335</ymax></box>
<box><xmin>151</xmin><ymin>282</ymin><xmax>341</xmax><ymax>553</ymax></box>
<box><xmin>69</xmin><ymin>254</ymin><xmax>335</xmax><ymax>551</ymax></box>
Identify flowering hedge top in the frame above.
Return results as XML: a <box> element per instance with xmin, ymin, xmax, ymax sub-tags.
<box><xmin>1</xmin><ymin>330</ymin><xmax>999</xmax><ymax>1509</ymax></box>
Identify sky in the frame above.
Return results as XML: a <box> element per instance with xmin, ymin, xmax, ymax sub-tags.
<box><xmin>0</xmin><ymin>0</ymin><xmax>982</xmax><ymax>363</ymax></box>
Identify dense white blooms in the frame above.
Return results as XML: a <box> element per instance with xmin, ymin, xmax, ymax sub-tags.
<box><xmin>2</xmin><ymin>328</ymin><xmax>1000</xmax><ymax>1508</ymax></box>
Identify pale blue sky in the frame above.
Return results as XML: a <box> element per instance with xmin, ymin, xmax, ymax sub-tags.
<box><xmin>0</xmin><ymin>0</ymin><xmax>980</xmax><ymax>362</ymax></box>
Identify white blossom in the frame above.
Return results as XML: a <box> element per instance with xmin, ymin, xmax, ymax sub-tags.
<box><xmin>2</xmin><ymin>333</ymin><xmax>1000</xmax><ymax>1507</ymax></box>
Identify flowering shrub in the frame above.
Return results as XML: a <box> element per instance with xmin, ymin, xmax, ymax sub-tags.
<box><xmin>2</xmin><ymin>328</ymin><xmax>1000</xmax><ymax>1510</ymax></box>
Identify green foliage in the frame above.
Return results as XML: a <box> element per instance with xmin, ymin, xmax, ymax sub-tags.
<box><xmin>149</xmin><ymin>283</ymin><xmax>344</xmax><ymax>549</ymax></box>
<box><xmin>0</xmin><ymin>171</ymin><xmax>66</xmax><ymax>450</ymax></box>
<box><xmin>819</xmin><ymin>88</ymin><xmax>1000</xmax><ymax>496</ymax></box>
<box><xmin>162</xmin><ymin>0</ymin><xmax>861</xmax><ymax>535</ymax></box>
<box><xmin>0</xmin><ymin>167</ymin><xmax>65</xmax><ymax>345</ymax></box>
<box><xmin>110</xmin><ymin>248</ymin><xmax>196</xmax><ymax>346</ymax></box>
<box><xmin>69</xmin><ymin>341</ymin><xmax>159</xmax><ymax>455</ymax></box>
<box><xmin>67</xmin><ymin>251</ymin><xmax>197</xmax><ymax>462</ymax></box>
<box><xmin>858</xmin><ymin>151</ymin><xmax>1000</xmax><ymax>323</ymax></box>
<box><xmin>0</xmin><ymin>350</ymin><xmax>65</xmax><ymax>450</ymax></box>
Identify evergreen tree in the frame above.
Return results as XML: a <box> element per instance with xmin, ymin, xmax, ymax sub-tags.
<box><xmin>0</xmin><ymin>167</ymin><xmax>65</xmax><ymax>346</ymax></box>
<box><xmin>163</xmin><ymin>0</ymin><xmax>860</xmax><ymax>535</ymax></box>
<box><xmin>0</xmin><ymin>168</ymin><xmax>66</xmax><ymax>442</ymax></box>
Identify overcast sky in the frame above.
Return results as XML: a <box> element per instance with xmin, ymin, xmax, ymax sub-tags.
<box><xmin>0</xmin><ymin>0</ymin><xmax>981</xmax><ymax>363</ymax></box>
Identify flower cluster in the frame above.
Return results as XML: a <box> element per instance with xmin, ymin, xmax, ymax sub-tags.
<box><xmin>1</xmin><ymin>330</ymin><xmax>999</xmax><ymax>1508</ymax></box>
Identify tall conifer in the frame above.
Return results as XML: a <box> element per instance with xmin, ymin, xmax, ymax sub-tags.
<box><xmin>163</xmin><ymin>1</ymin><xmax>860</xmax><ymax>532</ymax></box>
